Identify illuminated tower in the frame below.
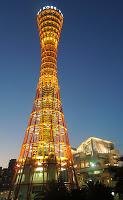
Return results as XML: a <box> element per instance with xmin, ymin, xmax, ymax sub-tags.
<box><xmin>11</xmin><ymin>6</ymin><xmax>77</xmax><ymax>200</ymax></box>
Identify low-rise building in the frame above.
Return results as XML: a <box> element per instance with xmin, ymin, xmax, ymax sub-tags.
<box><xmin>0</xmin><ymin>159</ymin><xmax>16</xmax><ymax>192</ymax></box>
<box><xmin>72</xmin><ymin>137</ymin><xmax>120</xmax><ymax>187</ymax></box>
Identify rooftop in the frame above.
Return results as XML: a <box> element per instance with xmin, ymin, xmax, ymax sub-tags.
<box><xmin>37</xmin><ymin>6</ymin><xmax>63</xmax><ymax>17</ymax></box>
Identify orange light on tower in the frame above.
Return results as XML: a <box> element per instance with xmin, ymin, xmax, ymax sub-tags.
<box><xmin>9</xmin><ymin>6</ymin><xmax>77</xmax><ymax>200</ymax></box>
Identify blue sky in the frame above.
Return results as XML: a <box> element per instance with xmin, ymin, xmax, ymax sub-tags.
<box><xmin>0</xmin><ymin>0</ymin><xmax>123</xmax><ymax>167</ymax></box>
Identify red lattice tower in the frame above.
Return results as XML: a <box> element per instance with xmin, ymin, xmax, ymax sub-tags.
<box><xmin>9</xmin><ymin>6</ymin><xmax>77</xmax><ymax>200</ymax></box>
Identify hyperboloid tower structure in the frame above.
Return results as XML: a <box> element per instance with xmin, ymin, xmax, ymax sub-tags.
<box><xmin>10</xmin><ymin>6</ymin><xmax>77</xmax><ymax>200</ymax></box>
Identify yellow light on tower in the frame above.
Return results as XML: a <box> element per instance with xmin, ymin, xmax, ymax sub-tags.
<box><xmin>10</xmin><ymin>6</ymin><xmax>78</xmax><ymax>200</ymax></box>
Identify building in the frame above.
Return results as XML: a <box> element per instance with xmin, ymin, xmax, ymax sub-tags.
<box><xmin>72</xmin><ymin>137</ymin><xmax>120</xmax><ymax>186</ymax></box>
<box><xmin>8</xmin><ymin>159</ymin><xmax>17</xmax><ymax>185</ymax></box>
<box><xmin>0</xmin><ymin>159</ymin><xmax>16</xmax><ymax>192</ymax></box>
<box><xmin>0</xmin><ymin>167</ymin><xmax>2</xmax><ymax>189</ymax></box>
<box><xmin>9</xmin><ymin>6</ymin><xmax>77</xmax><ymax>200</ymax></box>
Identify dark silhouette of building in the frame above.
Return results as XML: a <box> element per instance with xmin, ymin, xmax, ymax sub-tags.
<box><xmin>0</xmin><ymin>159</ymin><xmax>16</xmax><ymax>192</ymax></box>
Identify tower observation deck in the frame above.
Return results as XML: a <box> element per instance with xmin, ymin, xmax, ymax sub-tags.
<box><xmin>9</xmin><ymin>6</ymin><xmax>77</xmax><ymax>200</ymax></box>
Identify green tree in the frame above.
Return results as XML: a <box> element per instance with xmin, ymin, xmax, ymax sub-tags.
<box><xmin>44</xmin><ymin>180</ymin><xmax>70</xmax><ymax>200</ymax></box>
<box><xmin>85</xmin><ymin>181</ymin><xmax>114</xmax><ymax>200</ymax></box>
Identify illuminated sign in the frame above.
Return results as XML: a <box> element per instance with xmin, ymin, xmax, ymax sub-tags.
<box><xmin>37</xmin><ymin>6</ymin><xmax>63</xmax><ymax>17</ymax></box>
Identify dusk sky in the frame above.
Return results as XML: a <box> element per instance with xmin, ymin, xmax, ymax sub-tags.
<box><xmin>0</xmin><ymin>0</ymin><xmax>123</xmax><ymax>168</ymax></box>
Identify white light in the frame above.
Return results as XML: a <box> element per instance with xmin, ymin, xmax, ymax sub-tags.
<box><xmin>111</xmin><ymin>192</ymin><xmax>115</xmax><ymax>196</ymax></box>
<box><xmin>38</xmin><ymin>6</ymin><xmax>63</xmax><ymax>18</ymax></box>
<box><xmin>36</xmin><ymin>167</ymin><xmax>43</xmax><ymax>171</ymax></box>
<box><xmin>90</xmin><ymin>162</ymin><xmax>96</xmax><ymax>167</ymax></box>
<box><xmin>37</xmin><ymin>161</ymin><xmax>42</xmax><ymax>166</ymax></box>
<box><xmin>61</xmin><ymin>168</ymin><xmax>65</xmax><ymax>171</ymax></box>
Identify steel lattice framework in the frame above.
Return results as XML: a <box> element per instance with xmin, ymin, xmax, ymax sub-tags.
<box><xmin>9</xmin><ymin>6</ymin><xmax>77</xmax><ymax>200</ymax></box>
